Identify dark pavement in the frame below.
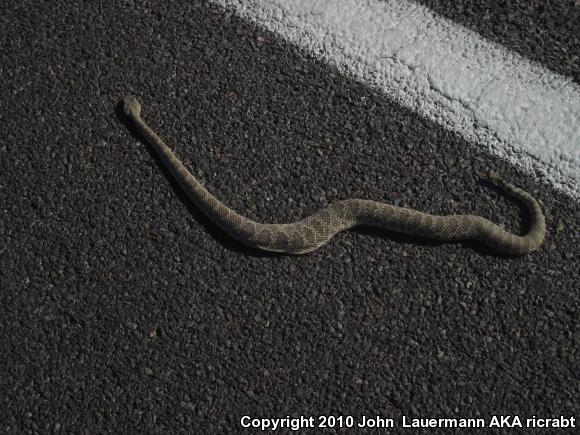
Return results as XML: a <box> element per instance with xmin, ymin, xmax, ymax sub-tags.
<box><xmin>0</xmin><ymin>1</ymin><xmax>578</xmax><ymax>432</ymax></box>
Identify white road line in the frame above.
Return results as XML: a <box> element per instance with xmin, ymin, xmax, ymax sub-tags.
<box><xmin>212</xmin><ymin>0</ymin><xmax>580</xmax><ymax>197</ymax></box>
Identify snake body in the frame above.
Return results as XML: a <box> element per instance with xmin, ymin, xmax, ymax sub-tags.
<box><xmin>122</xmin><ymin>96</ymin><xmax>545</xmax><ymax>255</ymax></box>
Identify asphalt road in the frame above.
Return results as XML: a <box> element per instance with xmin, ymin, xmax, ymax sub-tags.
<box><xmin>415</xmin><ymin>0</ymin><xmax>580</xmax><ymax>83</ymax></box>
<box><xmin>1</xmin><ymin>0</ymin><xmax>578</xmax><ymax>433</ymax></box>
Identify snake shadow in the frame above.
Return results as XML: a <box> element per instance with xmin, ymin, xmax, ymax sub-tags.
<box><xmin>116</xmin><ymin>102</ymin><xmax>529</xmax><ymax>259</ymax></box>
<box><xmin>352</xmin><ymin>227</ymin><xmax>495</xmax><ymax>258</ymax></box>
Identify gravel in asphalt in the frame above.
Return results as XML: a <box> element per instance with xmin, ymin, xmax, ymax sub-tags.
<box><xmin>0</xmin><ymin>1</ymin><xmax>578</xmax><ymax>432</ymax></box>
<box><xmin>415</xmin><ymin>0</ymin><xmax>580</xmax><ymax>83</ymax></box>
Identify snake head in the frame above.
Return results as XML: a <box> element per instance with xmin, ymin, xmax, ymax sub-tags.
<box><xmin>122</xmin><ymin>96</ymin><xmax>141</xmax><ymax>117</ymax></box>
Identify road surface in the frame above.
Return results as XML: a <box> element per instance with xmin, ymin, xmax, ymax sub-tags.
<box><xmin>0</xmin><ymin>0</ymin><xmax>578</xmax><ymax>432</ymax></box>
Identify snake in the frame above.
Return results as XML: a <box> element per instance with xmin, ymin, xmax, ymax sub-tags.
<box><xmin>122</xmin><ymin>96</ymin><xmax>545</xmax><ymax>255</ymax></box>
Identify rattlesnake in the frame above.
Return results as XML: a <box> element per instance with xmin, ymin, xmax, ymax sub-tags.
<box><xmin>122</xmin><ymin>96</ymin><xmax>545</xmax><ymax>255</ymax></box>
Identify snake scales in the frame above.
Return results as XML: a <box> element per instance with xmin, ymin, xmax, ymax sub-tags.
<box><xmin>122</xmin><ymin>96</ymin><xmax>545</xmax><ymax>255</ymax></box>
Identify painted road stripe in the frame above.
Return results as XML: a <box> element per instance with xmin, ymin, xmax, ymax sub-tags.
<box><xmin>212</xmin><ymin>0</ymin><xmax>580</xmax><ymax>197</ymax></box>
